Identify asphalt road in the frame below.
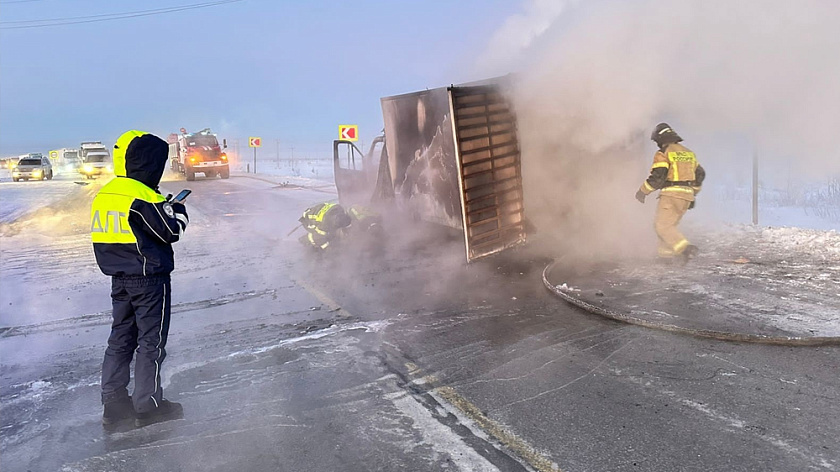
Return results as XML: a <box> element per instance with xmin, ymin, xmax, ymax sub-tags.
<box><xmin>1</xmin><ymin>173</ymin><xmax>838</xmax><ymax>471</ymax></box>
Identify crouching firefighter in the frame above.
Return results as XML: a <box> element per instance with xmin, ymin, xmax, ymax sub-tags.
<box><xmin>91</xmin><ymin>130</ymin><xmax>188</xmax><ymax>429</ymax></box>
<box><xmin>345</xmin><ymin>204</ymin><xmax>385</xmax><ymax>254</ymax></box>
<box><xmin>635</xmin><ymin>123</ymin><xmax>706</xmax><ymax>262</ymax></box>
<box><xmin>299</xmin><ymin>202</ymin><xmax>352</xmax><ymax>251</ymax></box>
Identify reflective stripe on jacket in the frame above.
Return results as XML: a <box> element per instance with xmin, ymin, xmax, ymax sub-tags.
<box><xmin>639</xmin><ymin>143</ymin><xmax>703</xmax><ymax>202</ymax></box>
<box><xmin>91</xmin><ymin>177</ymin><xmax>182</xmax><ymax>276</ymax></box>
<box><xmin>300</xmin><ymin>202</ymin><xmax>350</xmax><ymax>236</ymax></box>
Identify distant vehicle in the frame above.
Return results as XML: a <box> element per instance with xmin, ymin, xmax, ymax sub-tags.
<box><xmin>12</xmin><ymin>153</ymin><xmax>53</xmax><ymax>182</ymax></box>
<box><xmin>51</xmin><ymin>148</ymin><xmax>81</xmax><ymax>169</ymax></box>
<box><xmin>167</xmin><ymin>128</ymin><xmax>230</xmax><ymax>181</ymax></box>
<box><xmin>79</xmin><ymin>153</ymin><xmax>112</xmax><ymax>179</ymax></box>
<box><xmin>79</xmin><ymin>141</ymin><xmax>112</xmax><ymax>179</ymax></box>
<box><xmin>1</xmin><ymin>157</ymin><xmax>20</xmax><ymax>169</ymax></box>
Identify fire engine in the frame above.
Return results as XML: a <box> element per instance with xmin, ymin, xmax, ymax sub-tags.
<box><xmin>167</xmin><ymin>128</ymin><xmax>230</xmax><ymax>181</ymax></box>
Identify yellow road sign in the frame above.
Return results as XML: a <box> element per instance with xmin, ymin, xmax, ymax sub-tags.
<box><xmin>249</xmin><ymin>137</ymin><xmax>262</xmax><ymax>147</ymax></box>
<box><xmin>338</xmin><ymin>125</ymin><xmax>358</xmax><ymax>141</ymax></box>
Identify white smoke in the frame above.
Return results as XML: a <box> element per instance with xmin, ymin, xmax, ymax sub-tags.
<box><xmin>473</xmin><ymin>0</ymin><xmax>840</xmax><ymax>259</ymax></box>
<box><xmin>476</xmin><ymin>0</ymin><xmax>577</xmax><ymax>76</ymax></box>
<box><xmin>486</xmin><ymin>0</ymin><xmax>840</xmax><ymax>162</ymax></box>
<box><xmin>482</xmin><ymin>0</ymin><xmax>840</xmax><ymax>172</ymax></box>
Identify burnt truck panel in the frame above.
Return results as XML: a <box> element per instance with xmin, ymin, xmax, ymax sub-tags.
<box><xmin>333</xmin><ymin>79</ymin><xmax>526</xmax><ymax>262</ymax></box>
<box><xmin>381</xmin><ymin>88</ymin><xmax>462</xmax><ymax>228</ymax></box>
<box><xmin>449</xmin><ymin>85</ymin><xmax>526</xmax><ymax>261</ymax></box>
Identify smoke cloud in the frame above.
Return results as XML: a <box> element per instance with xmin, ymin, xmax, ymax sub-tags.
<box><xmin>478</xmin><ymin>0</ymin><xmax>840</xmax><ymax>259</ymax></box>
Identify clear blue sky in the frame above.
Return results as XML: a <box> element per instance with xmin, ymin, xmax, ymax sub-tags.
<box><xmin>0</xmin><ymin>0</ymin><xmax>520</xmax><ymax>155</ymax></box>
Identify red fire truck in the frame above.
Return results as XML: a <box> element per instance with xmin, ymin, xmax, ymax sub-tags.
<box><xmin>168</xmin><ymin>128</ymin><xmax>230</xmax><ymax>181</ymax></box>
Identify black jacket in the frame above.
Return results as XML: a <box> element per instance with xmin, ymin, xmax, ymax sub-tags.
<box><xmin>91</xmin><ymin>133</ymin><xmax>188</xmax><ymax>277</ymax></box>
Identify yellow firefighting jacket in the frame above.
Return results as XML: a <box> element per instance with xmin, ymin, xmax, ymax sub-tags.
<box><xmin>639</xmin><ymin>143</ymin><xmax>705</xmax><ymax>202</ymax></box>
<box><xmin>299</xmin><ymin>202</ymin><xmax>351</xmax><ymax>250</ymax></box>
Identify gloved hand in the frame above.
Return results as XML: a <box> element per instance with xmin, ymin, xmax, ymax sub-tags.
<box><xmin>688</xmin><ymin>200</ymin><xmax>695</xmax><ymax>210</ymax></box>
<box><xmin>635</xmin><ymin>190</ymin><xmax>646</xmax><ymax>204</ymax></box>
<box><xmin>171</xmin><ymin>202</ymin><xmax>189</xmax><ymax>232</ymax></box>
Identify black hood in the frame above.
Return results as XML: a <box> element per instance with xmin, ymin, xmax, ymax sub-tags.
<box><xmin>124</xmin><ymin>134</ymin><xmax>168</xmax><ymax>190</ymax></box>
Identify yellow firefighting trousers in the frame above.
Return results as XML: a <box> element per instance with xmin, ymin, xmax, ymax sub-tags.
<box><xmin>655</xmin><ymin>195</ymin><xmax>691</xmax><ymax>257</ymax></box>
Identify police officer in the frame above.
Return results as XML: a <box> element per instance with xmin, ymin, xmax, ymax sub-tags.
<box><xmin>635</xmin><ymin>123</ymin><xmax>706</xmax><ymax>261</ymax></box>
<box><xmin>92</xmin><ymin>130</ymin><xmax>189</xmax><ymax>429</ymax></box>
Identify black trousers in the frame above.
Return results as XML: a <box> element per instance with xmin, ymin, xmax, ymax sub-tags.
<box><xmin>101</xmin><ymin>275</ymin><xmax>171</xmax><ymax>414</ymax></box>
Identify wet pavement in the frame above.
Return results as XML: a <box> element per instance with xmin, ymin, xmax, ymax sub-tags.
<box><xmin>2</xmin><ymin>173</ymin><xmax>840</xmax><ymax>471</ymax></box>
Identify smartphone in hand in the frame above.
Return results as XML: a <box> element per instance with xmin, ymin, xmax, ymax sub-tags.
<box><xmin>172</xmin><ymin>189</ymin><xmax>192</xmax><ymax>203</ymax></box>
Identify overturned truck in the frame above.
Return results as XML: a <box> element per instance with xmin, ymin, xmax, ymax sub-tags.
<box><xmin>333</xmin><ymin>79</ymin><xmax>527</xmax><ymax>262</ymax></box>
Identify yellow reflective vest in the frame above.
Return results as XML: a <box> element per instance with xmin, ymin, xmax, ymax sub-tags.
<box><xmin>640</xmin><ymin>143</ymin><xmax>703</xmax><ymax>202</ymax></box>
<box><xmin>91</xmin><ymin>177</ymin><xmax>183</xmax><ymax>276</ymax></box>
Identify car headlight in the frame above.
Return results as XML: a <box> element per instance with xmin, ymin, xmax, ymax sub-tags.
<box><xmin>32</xmin><ymin>169</ymin><xmax>41</xmax><ymax>175</ymax></box>
<box><xmin>83</xmin><ymin>164</ymin><xmax>93</xmax><ymax>172</ymax></box>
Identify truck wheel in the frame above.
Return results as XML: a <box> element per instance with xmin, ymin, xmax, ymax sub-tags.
<box><xmin>186</xmin><ymin>170</ymin><xmax>196</xmax><ymax>182</ymax></box>
<box><xmin>221</xmin><ymin>168</ymin><xmax>230</xmax><ymax>179</ymax></box>
<box><xmin>13</xmin><ymin>178</ymin><xmax>18</xmax><ymax>182</ymax></box>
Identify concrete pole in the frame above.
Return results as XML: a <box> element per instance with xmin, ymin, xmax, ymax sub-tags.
<box><xmin>752</xmin><ymin>151</ymin><xmax>759</xmax><ymax>225</ymax></box>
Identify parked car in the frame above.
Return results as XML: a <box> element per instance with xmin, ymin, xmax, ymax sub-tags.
<box><xmin>12</xmin><ymin>154</ymin><xmax>53</xmax><ymax>181</ymax></box>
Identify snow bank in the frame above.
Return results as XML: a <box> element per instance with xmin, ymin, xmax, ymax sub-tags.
<box><xmin>760</xmin><ymin>227</ymin><xmax>840</xmax><ymax>257</ymax></box>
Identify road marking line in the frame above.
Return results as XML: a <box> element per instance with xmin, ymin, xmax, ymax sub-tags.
<box><xmin>293</xmin><ymin>277</ymin><xmax>562</xmax><ymax>471</ymax></box>
<box><xmin>412</xmin><ymin>367</ymin><xmax>563</xmax><ymax>472</ymax></box>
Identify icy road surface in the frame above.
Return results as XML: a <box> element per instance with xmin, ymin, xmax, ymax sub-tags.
<box><xmin>545</xmin><ymin>226</ymin><xmax>840</xmax><ymax>340</ymax></box>
<box><xmin>2</xmin><ymin>171</ymin><xmax>840</xmax><ymax>471</ymax></box>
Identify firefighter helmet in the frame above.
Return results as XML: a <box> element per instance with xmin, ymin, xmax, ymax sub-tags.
<box><xmin>650</xmin><ymin>122</ymin><xmax>682</xmax><ymax>145</ymax></box>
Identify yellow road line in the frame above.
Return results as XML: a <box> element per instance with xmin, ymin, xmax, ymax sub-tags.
<box><xmin>291</xmin><ymin>275</ymin><xmax>354</xmax><ymax>319</ymax></box>
<box><xmin>294</xmin><ymin>275</ymin><xmax>562</xmax><ymax>471</ymax></box>
<box><xmin>415</xmin><ymin>369</ymin><xmax>563</xmax><ymax>472</ymax></box>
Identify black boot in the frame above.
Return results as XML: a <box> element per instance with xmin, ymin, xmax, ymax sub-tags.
<box><xmin>135</xmin><ymin>399</ymin><xmax>184</xmax><ymax>428</ymax></box>
<box><xmin>102</xmin><ymin>396</ymin><xmax>135</xmax><ymax>430</ymax></box>
<box><xmin>682</xmin><ymin>245</ymin><xmax>699</xmax><ymax>262</ymax></box>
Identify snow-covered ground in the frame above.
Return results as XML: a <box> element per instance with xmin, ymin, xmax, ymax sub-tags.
<box><xmin>549</xmin><ymin>222</ymin><xmax>840</xmax><ymax>339</ymax></box>
<box><xmin>228</xmin><ymin>157</ymin><xmax>334</xmax><ymax>183</ymax></box>
<box><xmin>697</xmin><ymin>180</ymin><xmax>840</xmax><ymax>231</ymax></box>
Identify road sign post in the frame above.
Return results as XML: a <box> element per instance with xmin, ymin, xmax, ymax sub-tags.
<box><xmin>249</xmin><ymin>137</ymin><xmax>262</xmax><ymax>174</ymax></box>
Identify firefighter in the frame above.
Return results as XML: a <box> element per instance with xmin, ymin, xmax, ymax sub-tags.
<box><xmin>347</xmin><ymin>204</ymin><xmax>383</xmax><ymax>235</ymax></box>
<box><xmin>345</xmin><ymin>204</ymin><xmax>385</xmax><ymax>255</ymax></box>
<box><xmin>635</xmin><ymin>123</ymin><xmax>706</xmax><ymax>261</ymax></box>
<box><xmin>298</xmin><ymin>202</ymin><xmax>352</xmax><ymax>251</ymax></box>
<box><xmin>92</xmin><ymin>130</ymin><xmax>189</xmax><ymax>429</ymax></box>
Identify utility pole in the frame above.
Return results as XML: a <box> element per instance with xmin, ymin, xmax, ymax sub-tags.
<box><xmin>752</xmin><ymin>151</ymin><xmax>759</xmax><ymax>225</ymax></box>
